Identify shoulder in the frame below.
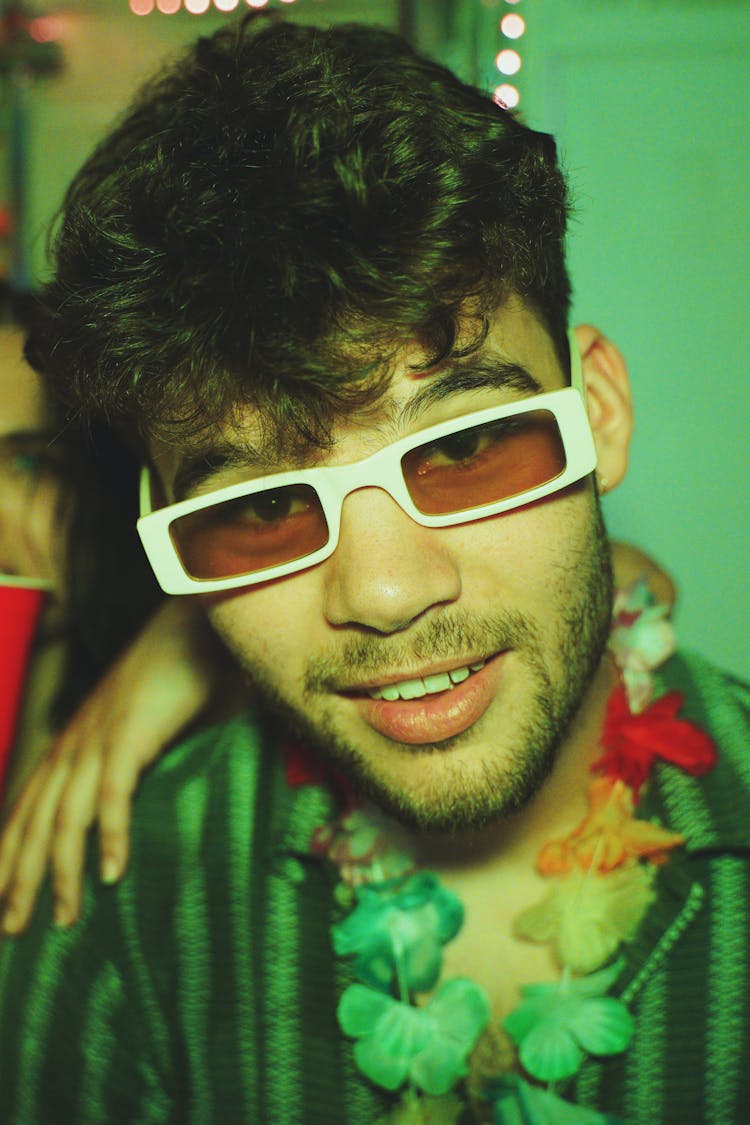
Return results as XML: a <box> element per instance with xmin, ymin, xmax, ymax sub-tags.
<box><xmin>652</xmin><ymin>649</ymin><xmax>750</xmax><ymax>852</ymax></box>
<box><xmin>658</xmin><ymin>648</ymin><xmax>750</xmax><ymax>755</ymax></box>
<box><xmin>122</xmin><ymin>708</ymin><xmax>292</xmax><ymax>889</ymax></box>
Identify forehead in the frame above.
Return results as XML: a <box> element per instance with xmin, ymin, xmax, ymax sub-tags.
<box><xmin>152</xmin><ymin>298</ymin><xmax>565</xmax><ymax>491</ymax></box>
<box><xmin>0</xmin><ymin>328</ymin><xmax>49</xmax><ymax>435</ymax></box>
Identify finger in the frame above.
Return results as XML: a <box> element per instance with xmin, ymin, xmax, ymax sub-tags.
<box><xmin>96</xmin><ymin>753</ymin><xmax>145</xmax><ymax>884</ymax></box>
<box><xmin>50</xmin><ymin>753</ymin><xmax>103</xmax><ymax>927</ymax></box>
<box><xmin>0</xmin><ymin>764</ymin><xmax>52</xmax><ymax>896</ymax></box>
<box><xmin>1</xmin><ymin>760</ymin><xmax>72</xmax><ymax>934</ymax></box>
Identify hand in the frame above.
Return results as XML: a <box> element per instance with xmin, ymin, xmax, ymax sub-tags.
<box><xmin>0</xmin><ymin>597</ymin><xmax>238</xmax><ymax>932</ymax></box>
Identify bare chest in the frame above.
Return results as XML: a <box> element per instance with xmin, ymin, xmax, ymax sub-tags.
<box><xmin>427</xmin><ymin>859</ymin><xmax>562</xmax><ymax>1030</ymax></box>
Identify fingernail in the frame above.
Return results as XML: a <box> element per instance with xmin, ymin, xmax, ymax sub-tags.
<box><xmin>2</xmin><ymin>908</ymin><xmax>20</xmax><ymax>934</ymax></box>
<box><xmin>54</xmin><ymin>903</ymin><xmax>74</xmax><ymax>928</ymax></box>
<box><xmin>100</xmin><ymin>858</ymin><xmax>120</xmax><ymax>885</ymax></box>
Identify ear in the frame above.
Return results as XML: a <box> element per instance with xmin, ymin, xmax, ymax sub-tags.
<box><xmin>573</xmin><ymin>324</ymin><xmax>633</xmax><ymax>493</ymax></box>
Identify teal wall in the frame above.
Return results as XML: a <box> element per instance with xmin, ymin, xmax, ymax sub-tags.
<box><xmin>516</xmin><ymin>0</ymin><xmax>750</xmax><ymax>678</ymax></box>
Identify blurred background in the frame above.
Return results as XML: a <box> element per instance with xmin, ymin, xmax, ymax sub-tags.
<box><xmin>1</xmin><ymin>0</ymin><xmax>748</xmax><ymax>677</ymax></box>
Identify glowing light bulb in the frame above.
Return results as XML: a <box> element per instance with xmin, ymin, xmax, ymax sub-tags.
<box><xmin>500</xmin><ymin>13</ymin><xmax>525</xmax><ymax>39</ymax></box>
<box><xmin>29</xmin><ymin>15</ymin><xmax>64</xmax><ymax>39</ymax></box>
<box><xmin>495</xmin><ymin>49</ymin><xmax>521</xmax><ymax>76</ymax></box>
<box><xmin>214</xmin><ymin>0</ymin><xmax>238</xmax><ymax>9</ymax></box>
<box><xmin>494</xmin><ymin>84</ymin><xmax>520</xmax><ymax>109</ymax></box>
<box><xmin>156</xmin><ymin>0</ymin><xmax>180</xmax><ymax>12</ymax></box>
<box><xmin>129</xmin><ymin>0</ymin><xmax>154</xmax><ymax>13</ymax></box>
<box><xmin>247</xmin><ymin>0</ymin><xmax>269</xmax><ymax>7</ymax></box>
<box><xmin>186</xmin><ymin>0</ymin><xmax>209</xmax><ymax>11</ymax></box>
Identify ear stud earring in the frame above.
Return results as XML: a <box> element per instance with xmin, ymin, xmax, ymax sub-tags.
<box><xmin>596</xmin><ymin>473</ymin><xmax>609</xmax><ymax>495</ymax></box>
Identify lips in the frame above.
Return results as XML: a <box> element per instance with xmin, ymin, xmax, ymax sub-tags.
<box><xmin>345</xmin><ymin>652</ymin><xmax>507</xmax><ymax>745</ymax></box>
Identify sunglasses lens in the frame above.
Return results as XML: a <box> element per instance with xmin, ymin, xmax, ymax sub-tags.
<box><xmin>401</xmin><ymin>409</ymin><xmax>566</xmax><ymax>515</ymax></box>
<box><xmin>169</xmin><ymin>484</ymin><xmax>329</xmax><ymax>581</ymax></box>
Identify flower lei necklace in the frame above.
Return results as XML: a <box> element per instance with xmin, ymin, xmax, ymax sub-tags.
<box><xmin>285</xmin><ymin>580</ymin><xmax>716</xmax><ymax>1124</ymax></box>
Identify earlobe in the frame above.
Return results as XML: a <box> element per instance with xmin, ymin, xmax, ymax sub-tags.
<box><xmin>573</xmin><ymin>324</ymin><xmax>634</xmax><ymax>493</ymax></box>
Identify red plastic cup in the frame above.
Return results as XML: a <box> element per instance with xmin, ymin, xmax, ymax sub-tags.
<box><xmin>0</xmin><ymin>576</ymin><xmax>50</xmax><ymax>801</ymax></box>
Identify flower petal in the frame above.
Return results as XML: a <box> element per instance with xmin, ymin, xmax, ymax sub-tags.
<box><xmin>355</xmin><ymin>1036</ymin><xmax>412</xmax><ymax>1092</ymax></box>
<box><xmin>408</xmin><ymin>980</ymin><xmax>490</xmax><ymax>1096</ymax></box>
<box><xmin>568</xmin><ymin>957</ymin><xmax>625</xmax><ymax>998</ymax></box>
<box><xmin>338</xmin><ymin>983</ymin><xmax>393</xmax><ymax>1035</ymax></box>
<box><xmin>518</xmin><ymin>1019</ymin><xmax>584</xmax><ymax>1082</ymax></box>
<box><xmin>409</xmin><ymin>1034</ymin><xmax>470</xmax><ymax>1097</ymax></box>
<box><xmin>354</xmin><ymin>1001</ymin><xmax>432</xmax><ymax>1091</ymax></box>
<box><xmin>516</xmin><ymin>865</ymin><xmax>657</xmax><ymax>974</ymax></box>
<box><xmin>427</xmin><ymin>978</ymin><xmax>491</xmax><ymax>1042</ymax></box>
<box><xmin>488</xmin><ymin>1075</ymin><xmax>624</xmax><ymax>1124</ymax></box>
<box><xmin>568</xmin><ymin>997</ymin><xmax>635</xmax><ymax>1057</ymax></box>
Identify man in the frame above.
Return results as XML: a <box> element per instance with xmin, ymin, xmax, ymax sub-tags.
<box><xmin>1</xmin><ymin>13</ymin><xmax>748</xmax><ymax>1124</ymax></box>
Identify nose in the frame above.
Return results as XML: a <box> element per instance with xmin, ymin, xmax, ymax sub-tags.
<box><xmin>322</xmin><ymin>488</ymin><xmax>462</xmax><ymax>633</ymax></box>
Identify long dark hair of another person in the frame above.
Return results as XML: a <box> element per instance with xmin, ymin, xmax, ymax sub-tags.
<box><xmin>51</xmin><ymin>420</ymin><xmax>162</xmax><ymax>727</ymax></box>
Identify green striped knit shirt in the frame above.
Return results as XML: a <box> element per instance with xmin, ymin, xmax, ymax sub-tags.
<box><xmin>1</xmin><ymin>649</ymin><xmax>748</xmax><ymax>1123</ymax></box>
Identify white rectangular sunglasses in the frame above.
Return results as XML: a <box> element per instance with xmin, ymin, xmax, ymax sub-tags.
<box><xmin>137</xmin><ymin>331</ymin><xmax>596</xmax><ymax>594</ymax></box>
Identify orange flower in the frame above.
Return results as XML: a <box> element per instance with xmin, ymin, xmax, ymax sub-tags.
<box><xmin>536</xmin><ymin>776</ymin><xmax>684</xmax><ymax>875</ymax></box>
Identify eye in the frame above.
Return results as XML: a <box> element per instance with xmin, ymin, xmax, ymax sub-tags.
<box><xmin>228</xmin><ymin>485</ymin><xmax>316</xmax><ymax>527</ymax></box>
<box><xmin>0</xmin><ymin>438</ymin><xmax>62</xmax><ymax>479</ymax></box>
<box><xmin>248</xmin><ymin>488</ymin><xmax>295</xmax><ymax>523</ymax></box>
<box><xmin>431</xmin><ymin>430</ymin><xmax>482</xmax><ymax>463</ymax></box>
<box><xmin>11</xmin><ymin>451</ymin><xmax>47</xmax><ymax>473</ymax></box>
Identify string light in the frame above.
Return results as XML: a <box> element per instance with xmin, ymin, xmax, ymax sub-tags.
<box><xmin>129</xmin><ymin>0</ymin><xmax>283</xmax><ymax>11</ymax></box>
<box><xmin>500</xmin><ymin>13</ymin><xmax>525</xmax><ymax>40</ymax></box>
<box><xmin>493</xmin><ymin>1</ymin><xmax>525</xmax><ymax>109</ymax></box>
<box><xmin>495</xmin><ymin>48</ymin><xmax>521</xmax><ymax>76</ymax></box>
<box><xmin>494</xmin><ymin>83</ymin><xmax>520</xmax><ymax>110</ymax></box>
<box><xmin>29</xmin><ymin>14</ymin><xmax>65</xmax><ymax>39</ymax></box>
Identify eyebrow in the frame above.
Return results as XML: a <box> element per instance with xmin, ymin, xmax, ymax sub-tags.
<box><xmin>171</xmin><ymin>357</ymin><xmax>542</xmax><ymax>501</ymax></box>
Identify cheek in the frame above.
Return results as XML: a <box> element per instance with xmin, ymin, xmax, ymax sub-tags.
<box><xmin>458</xmin><ymin>487</ymin><xmax>597</xmax><ymax>599</ymax></box>
<box><xmin>206</xmin><ymin>575</ymin><xmax>319</xmax><ymax>683</ymax></box>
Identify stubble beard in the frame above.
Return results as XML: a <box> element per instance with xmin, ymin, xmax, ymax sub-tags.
<box><xmin>228</xmin><ymin>495</ymin><xmax>614</xmax><ymax>833</ymax></box>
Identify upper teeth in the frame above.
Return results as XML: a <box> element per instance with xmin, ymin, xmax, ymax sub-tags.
<box><xmin>367</xmin><ymin>661</ymin><xmax>485</xmax><ymax>701</ymax></box>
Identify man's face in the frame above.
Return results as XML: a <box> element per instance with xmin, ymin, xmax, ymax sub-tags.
<box><xmin>155</xmin><ymin>299</ymin><xmax>614</xmax><ymax>831</ymax></box>
<box><xmin>0</xmin><ymin>328</ymin><xmax>67</xmax><ymax>590</ymax></box>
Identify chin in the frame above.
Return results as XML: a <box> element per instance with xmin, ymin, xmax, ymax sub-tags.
<box><xmin>321</xmin><ymin>732</ymin><xmax>559</xmax><ymax>834</ymax></box>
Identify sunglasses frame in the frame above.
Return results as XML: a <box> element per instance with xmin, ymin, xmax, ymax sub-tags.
<box><xmin>137</xmin><ymin>336</ymin><xmax>596</xmax><ymax>594</ymax></box>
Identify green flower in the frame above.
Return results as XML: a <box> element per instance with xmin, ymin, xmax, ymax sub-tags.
<box><xmin>503</xmin><ymin>960</ymin><xmax>634</xmax><ymax>1083</ymax></box>
<box><xmin>338</xmin><ymin>978</ymin><xmax>490</xmax><ymax>1096</ymax></box>
<box><xmin>488</xmin><ymin>1075</ymin><xmax>624</xmax><ymax>1124</ymax></box>
<box><xmin>332</xmin><ymin>872</ymin><xmax>463</xmax><ymax>992</ymax></box>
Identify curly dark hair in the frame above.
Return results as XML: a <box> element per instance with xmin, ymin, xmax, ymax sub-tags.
<box><xmin>28</xmin><ymin>12</ymin><xmax>571</xmax><ymax>453</ymax></box>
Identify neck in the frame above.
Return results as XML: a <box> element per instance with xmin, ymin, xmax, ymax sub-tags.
<box><xmin>404</xmin><ymin>651</ymin><xmax>619</xmax><ymax>876</ymax></box>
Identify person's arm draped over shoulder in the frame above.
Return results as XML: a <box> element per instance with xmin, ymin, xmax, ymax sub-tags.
<box><xmin>0</xmin><ymin>597</ymin><xmax>243</xmax><ymax>932</ymax></box>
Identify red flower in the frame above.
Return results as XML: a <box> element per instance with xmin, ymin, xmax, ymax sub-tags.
<box><xmin>280</xmin><ymin>738</ymin><xmax>359</xmax><ymax>806</ymax></box>
<box><xmin>281</xmin><ymin>737</ymin><xmax>330</xmax><ymax>787</ymax></box>
<box><xmin>592</xmin><ymin>685</ymin><xmax>717</xmax><ymax>796</ymax></box>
